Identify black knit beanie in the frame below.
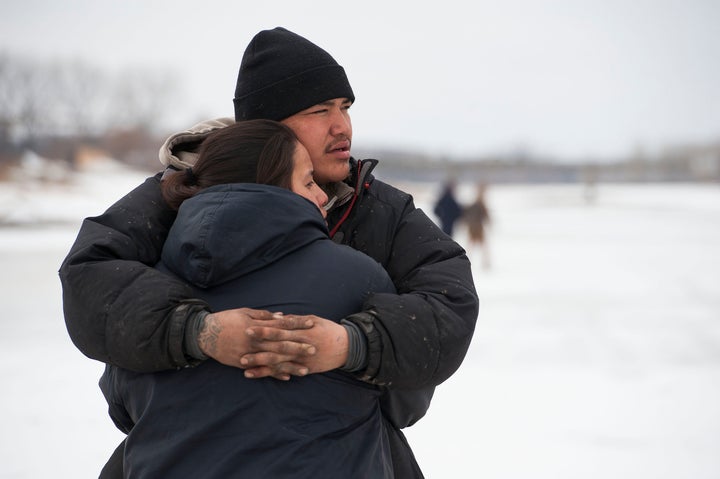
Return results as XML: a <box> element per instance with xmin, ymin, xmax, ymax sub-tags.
<box><xmin>233</xmin><ymin>27</ymin><xmax>355</xmax><ymax>122</ymax></box>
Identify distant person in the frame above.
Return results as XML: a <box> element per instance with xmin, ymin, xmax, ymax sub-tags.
<box><xmin>463</xmin><ymin>182</ymin><xmax>492</xmax><ymax>270</ymax></box>
<box><xmin>433</xmin><ymin>179</ymin><xmax>463</xmax><ymax>236</ymax></box>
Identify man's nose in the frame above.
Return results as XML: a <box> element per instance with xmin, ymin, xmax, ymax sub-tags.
<box><xmin>329</xmin><ymin>109</ymin><xmax>351</xmax><ymax>136</ymax></box>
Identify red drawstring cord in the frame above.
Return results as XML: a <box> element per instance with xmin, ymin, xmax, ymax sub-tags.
<box><xmin>329</xmin><ymin>161</ymin><xmax>364</xmax><ymax>239</ymax></box>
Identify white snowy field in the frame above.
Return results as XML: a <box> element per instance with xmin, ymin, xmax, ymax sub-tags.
<box><xmin>1</xmin><ymin>164</ymin><xmax>719</xmax><ymax>478</ymax></box>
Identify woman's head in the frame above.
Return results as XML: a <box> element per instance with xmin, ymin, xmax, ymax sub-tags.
<box><xmin>162</xmin><ymin>119</ymin><xmax>327</xmax><ymax>217</ymax></box>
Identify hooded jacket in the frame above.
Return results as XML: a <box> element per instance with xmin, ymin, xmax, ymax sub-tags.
<box><xmin>60</xmin><ymin>118</ymin><xmax>478</xmax><ymax>390</ymax></box>
<box><xmin>101</xmin><ymin>184</ymin><xmax>396</xmax><ymax>478</ymax></box>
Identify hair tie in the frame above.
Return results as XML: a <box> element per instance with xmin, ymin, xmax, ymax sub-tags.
<box><xmin>185</xmin><ymin>167</ymin><xmax>197</xmax><ymax>185</ymax></box>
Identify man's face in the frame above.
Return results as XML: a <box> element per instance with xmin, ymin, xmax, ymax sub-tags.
<box><xmin>282</xmin><ymin>98</ymin><xmax>353</xmax><ymax>185</ymax></box>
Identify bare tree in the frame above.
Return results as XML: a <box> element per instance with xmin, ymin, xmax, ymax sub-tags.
<box><xmin>0</xmin><ymin>53</ymin><xmax>47</xmax><ymax>146</ymax></box>
<box><xmin>109</xmin><ymin>67</ymin><xmax>178</xmax><ymax>132</ymax></box>
<box><xmin>0</xmin><ymin>52</ymin><xmax>180</xmax><ymax>147</ymax></box>
<box><xmin>52</xmin><ymin>59</ymin><xmax>108</xmax><ymax>137</ymax></box>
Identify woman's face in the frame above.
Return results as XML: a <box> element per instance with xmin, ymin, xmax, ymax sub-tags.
<box><xmin>290</xmin><ymin>142</ymin><xmax>329</xmax><ymax>219</ymax></box>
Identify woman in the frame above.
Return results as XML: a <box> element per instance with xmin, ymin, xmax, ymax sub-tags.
<box><xmin>100</xmin><ymin>120</ymin><xmax>396</xmax><ymax>478</ymax></box>
<box><xmin>463</xmin><ymin>182</ymin><xmax>492</xmax><ymax>270</ymax></box>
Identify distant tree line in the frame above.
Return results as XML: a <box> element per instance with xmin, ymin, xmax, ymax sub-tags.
<box><xmin>0</xmin><ymin>52</ymin><xmax>178</xmax><ymax>150</ymax></box>
<box><xmin>2</xmin><ymin>52</ymin><xmax>717</xmax><ymax>182</ymax></box>
<box><xmin>356</xmin><ymin>144</ymin><xmax>720</xmax><ymax>183</ymax></box>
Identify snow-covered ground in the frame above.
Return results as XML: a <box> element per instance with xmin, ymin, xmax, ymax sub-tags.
<box><xmin>1</xmin><ymin>164</ymin><xmax>719</xmax><ymax>478</ymax></box>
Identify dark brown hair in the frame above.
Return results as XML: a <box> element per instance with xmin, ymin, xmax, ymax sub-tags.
<box><xmin>162</xmin><ymin>120</ymin><xmax>298</xmax><ymax>210</ymax></box>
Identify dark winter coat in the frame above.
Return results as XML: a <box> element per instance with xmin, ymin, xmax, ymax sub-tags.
<box><xmin>100</xmin><ymin>184</ymin><xmax>397</xmax><ymax>478</ymax></box>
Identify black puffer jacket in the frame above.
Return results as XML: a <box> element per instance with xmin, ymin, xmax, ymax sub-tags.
<box><xmin>60</xmin><ymin>126</ymin><xmax>478</xmax><ymax>389</ymax></box>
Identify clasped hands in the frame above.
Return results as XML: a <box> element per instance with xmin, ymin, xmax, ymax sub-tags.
<box><xmin>198</xmin><ymin>308</ymin><xmax>350</xmax><ymax>381</ymax></box>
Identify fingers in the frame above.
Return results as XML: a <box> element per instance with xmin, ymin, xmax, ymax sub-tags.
<box><xmin>251</xmin><ymin>313</ymin><xmax>315</xmax><ymax>330</ymax></box>
<box><xmin>240</xmin><ymin>343</ymin><xmax>315</xmax><ymax>366</ymax></box>
<box><xmin>246</xmin><ymin>330</ymin><xmax>317</xmax><ymax>352</ymax></box>
<box><xmin>227</xmin><ymin>308</ymin><xmax>277</xmax><ymax>321</ymax></box>
<box><xmin>241</xmin><ymin>352</ymin><xmax>299</xmax><ymax>368</ymax></box>
<box><xmin>222</xmin><ymin>308</ymin><xmax>316</xmax><ymax>329</ymax></box>
<box><xmin>239</xmin><ymin>337</ymin><xmax>316</xmax><ymax>378</ymax></box>
<box><xmin>243</xmin><ymin>362</ymin><xmax>310</xmax><ymax>380</ymax></box>
<box><xmin>245</xmin><ymin>325</ymin><xmax>313</xmax><ymax>342</ymax></box>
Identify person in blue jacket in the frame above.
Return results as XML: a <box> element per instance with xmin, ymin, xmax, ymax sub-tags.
<box><xmin>433</xmin><ymin>179</ymin><xmax>463</xmax><ymax>237</ymax></box>
<box><xmin>100</xmin><ymin>119</ymin><xmax>398</xmax><ymax>477</ymax></box>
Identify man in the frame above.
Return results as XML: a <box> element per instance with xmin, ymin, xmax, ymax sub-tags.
<box><xmin>60</xmin><ymin>27</ymin><xmax>478</xmax><ymax>477</ymax></box>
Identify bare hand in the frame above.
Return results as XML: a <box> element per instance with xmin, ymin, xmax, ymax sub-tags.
<box><xmin>240</xmin><ymin>314</ymin><xmax>349</xmax><ymax>379</ymax></box>
<box><xmin>198</xmin><ymin>308</ymin><xmax>316</xmax><ymax>380</ymax></box>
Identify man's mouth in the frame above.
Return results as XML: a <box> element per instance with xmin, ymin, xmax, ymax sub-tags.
<box><xmin>327</xmin><ymin>139</ymin><xmax>351</xmax><ymax>157</ymax></box>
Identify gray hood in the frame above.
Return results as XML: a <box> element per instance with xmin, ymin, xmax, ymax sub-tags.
<box><xmin>158</xmin><ymin>117</ymin><xmax>234</xmax><ymax>169</ymax></box>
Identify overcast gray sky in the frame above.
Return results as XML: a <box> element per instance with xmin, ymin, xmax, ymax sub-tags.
<box><xmin>2</xmin><ymin>0</ymin><xmax>719</xmax><ymax>161</ymax></box>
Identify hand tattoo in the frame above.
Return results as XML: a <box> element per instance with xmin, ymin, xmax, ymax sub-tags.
<box><xmin>198</xmin><ymin>314</ymin><xmax>222</xmax><ymax>357</ymax></box>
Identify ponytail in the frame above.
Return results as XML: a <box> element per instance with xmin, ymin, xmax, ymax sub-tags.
<box><xmin>161</xmin><ymin>167</ymin><xmax>202</xmax><ymax>210</ymax></box>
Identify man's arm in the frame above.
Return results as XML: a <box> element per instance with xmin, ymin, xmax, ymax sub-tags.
<box><xmin>59</xmin><ymin>174</ymin><xmax>198</xmax><ymax>370</ymax></box>
<box><xmin>59</xmin><ymin>174</ymin><xmax>315</xmax><ymax>373</ymax></box>
<box><xmin>352</xmin><ymin>206</ymin><xmax>478</xmax><ymax>389</ymax></box>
